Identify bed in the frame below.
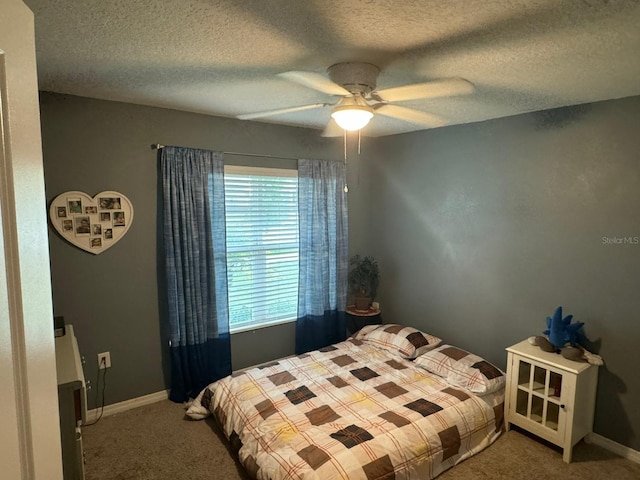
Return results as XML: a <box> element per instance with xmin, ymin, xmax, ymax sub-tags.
<box><xmin>187</xmin><ymin>324</ymin><xmax>505</xmax><ymax>480</ymax></box>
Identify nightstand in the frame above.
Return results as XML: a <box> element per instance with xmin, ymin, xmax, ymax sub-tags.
<box><xmin>346</xmin><ymin>305</ymin><xmax>382</xmax><ymax>335</ymax></box>
<box><xmin>504</xmin><ymin>340</ymin><xmax>599</xmax><ymax>462</ymax></box>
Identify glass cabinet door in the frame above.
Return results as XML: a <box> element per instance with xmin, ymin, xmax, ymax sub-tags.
<box><xmin>513</xmin><ymin>358</ymin><xmax>564</xmax><ymax>434</ymax></box>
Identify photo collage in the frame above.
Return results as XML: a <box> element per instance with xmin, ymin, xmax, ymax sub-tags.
<box><xmin>50</xmin><ymin>191</ymin><xmax>133</xmax><ymax>254</ymax></box>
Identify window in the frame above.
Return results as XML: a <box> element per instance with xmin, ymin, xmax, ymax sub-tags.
<box><xmin>224</xmin><ymin>166</ymin><xmax>299</xmax><ymax>333</ymax></box>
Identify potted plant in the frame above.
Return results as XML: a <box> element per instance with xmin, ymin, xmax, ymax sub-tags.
<box><xmin>348</xmin><ymin>254</ymin><xmax>379</xmax><ymax>311</ymax></box>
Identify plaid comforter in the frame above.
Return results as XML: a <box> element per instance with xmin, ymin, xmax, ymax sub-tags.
<box><xmin>189</xmin><ymin>339</ymin><xmax>504</xmax><ymax>479</ymax></box>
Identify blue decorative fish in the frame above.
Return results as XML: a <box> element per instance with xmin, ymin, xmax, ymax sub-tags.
<box><xmin>543</xmin><ymin>306</ymin><xmax>585</xmax><ymax>349</ymax></box>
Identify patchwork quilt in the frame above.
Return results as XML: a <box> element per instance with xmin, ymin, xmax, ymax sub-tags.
<box><xmin>188</xmin><ymin>339</ymin><xmax>504</xmax><ymax>480</ymax></box>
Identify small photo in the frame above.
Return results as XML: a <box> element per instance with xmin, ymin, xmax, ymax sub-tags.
<box><xmin>90</xmin><ymin>238</ymin><xmax>102</xmax><ymax>249</ymax></box>
<box><xmin>104</xmin><ymin>228</ymin><xmax>113</xmax><ymax>240</ymax></box>
<box><xmin>85</xmin><ymin>206</ymin><xmax>98</xmax><ymax>215</ymax></box>
<box><xmin>113</xmin><ymin>211</ymin><xmax>125</xmax><ymax>227</ymax></box>
<box><xmin>56</xmin><ymin>206</ymin><xmax>67</xmax><ymax>218</ymax></box>
<box><xmin>68</xmin><ymin>198</ymin><xmax>82</xmax><ymax>214</ymax></box>
<box><xmin>75</xmin><ymin>216</ymin><xmax>90</xmax><ymax>236</ymax></box>
<box><xmin>99</xmin><ymin>197</ymin><xmax>121</xmax><ymax>210</ymax></box>
<box><xmin>100</xmin><ymin>212</ymin><xmax>111</xmax><ymax>222</ymax></box>
<box><xmin>62</xmin><ymin>219</ymin><xmax>73</xmax><ymax>232</ymax></box>
<box><xmin>92</xmin><ymin>224</ymin><xmax>102</xmax><ymax>236</ymax></box>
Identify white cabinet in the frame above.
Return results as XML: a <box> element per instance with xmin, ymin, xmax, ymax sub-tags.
<box><xmin>504</xmin><ymin>340</ymin><xmax>598</xmax><ymax>462</ymax></box>
<box><xmin>55</xmin><ymin>325</ymin><xmax>87</xmax><ymax>480</ymax></box>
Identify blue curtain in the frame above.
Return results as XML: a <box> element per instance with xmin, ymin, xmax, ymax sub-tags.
<box><xmin>161</xmin><ymin>146</ymin><xmax>231</xmax><ymax>403</ymax></box>
<box><xmin>296</xmin><ymin>159</ymin><xmax>349</xmax><ymax>354</ymax></box>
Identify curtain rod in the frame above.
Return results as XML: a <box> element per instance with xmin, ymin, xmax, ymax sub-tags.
<box><xmin>150</xmin><ymin>143</ymin><xmax>298</xmax><ymax>161</ymax></box>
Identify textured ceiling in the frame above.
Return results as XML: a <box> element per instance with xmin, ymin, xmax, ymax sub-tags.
<box><xmin>24</xmin><ymin>0</ymin><xmax>640</xmax><ymax>137</ymax></box>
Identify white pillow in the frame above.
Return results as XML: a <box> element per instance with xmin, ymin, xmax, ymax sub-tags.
<box><xmin>414</xmin><ymin>344</ymin><xmax>505</xmax><ymax>394</ymax></box>
<box><xmin>351</xmin><ymin>324</ymin><xmax>380</xmax><ymax>340</ymax></box>
<box><xmin>357</xmin><ymin>324</ymin><xmax>442</xmax><ymax>359</ymax></box>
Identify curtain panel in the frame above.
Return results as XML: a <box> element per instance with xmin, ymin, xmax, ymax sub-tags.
<box><xmin>296</xmin><ymin>159</ymin><xmax>348</xmax><ymax>354</ymax></box>
<box><xmin>161</xmin><ymin>146</ymin><xmax>231</xmax><ymax>402</ymax></box>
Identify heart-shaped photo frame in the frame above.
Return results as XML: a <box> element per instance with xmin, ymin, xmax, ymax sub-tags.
<box><xmin>49</xmin><ymin>190</ymin><xmax>134</xmax><ymax>254</ymax></box>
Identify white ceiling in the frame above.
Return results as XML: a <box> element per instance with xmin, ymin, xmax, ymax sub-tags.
<box><xmin>24</xmin><ymin>0</ymin><xmax>640</xmax><ymax>137</ymax></box>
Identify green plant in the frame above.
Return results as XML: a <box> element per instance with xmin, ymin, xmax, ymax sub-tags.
<box><xmin>348</xmin><ymin>255</ymin><xmax>379</xmax><ymax>300</ymax></box>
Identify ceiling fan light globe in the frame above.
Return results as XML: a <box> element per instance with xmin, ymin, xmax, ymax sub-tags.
<box><xmin>331</xmin><ymin>106</ymin><xmax>374</xmax><ymax>131</ymax></box>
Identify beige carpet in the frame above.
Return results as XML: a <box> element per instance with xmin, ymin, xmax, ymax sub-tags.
<box><xmin>83</xmin><ymin>400</ymin><xmax>640</xmax><ymax>480</ymax></box>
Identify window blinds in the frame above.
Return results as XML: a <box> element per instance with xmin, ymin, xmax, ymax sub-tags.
<box><xmin>224</xmin><ymin>167</ymin><xmax>299</xmax><ymax>331</ymax></box>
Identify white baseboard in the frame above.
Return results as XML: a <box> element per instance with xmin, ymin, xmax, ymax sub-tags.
<box><xmin>589</xmin><ymin>433</ymin><xmax>640</xmax><ymax>464</ymax></box>
<box><xmin>86</xmin><ymin>390</ymin><xmax>169</xmax><ymax>423</ymax></box>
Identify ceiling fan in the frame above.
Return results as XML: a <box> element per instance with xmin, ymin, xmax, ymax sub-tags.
<box><xmin>237</xmin><ymin>62</ymin><xmax>475</xmax><ymax>136</ymax></box>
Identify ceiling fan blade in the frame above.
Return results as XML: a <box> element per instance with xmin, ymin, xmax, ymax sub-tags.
<box><xmin>278</xmin><ymin>71</ymin><xmax>350</xmax><ymax>96</ymax></box>
<box><xmin>374</xmin><ymin>104</ymin><xmax>447</xmax><ymax>128</ymax></box>
<box><xmin>237</xmin><ymin>103</ymin><xmax>328</xmax><ymax>120</ymax></box>
<box><xmin>375</xmin><ymin>78</ymin><xmax>474</xmax><ymax>102</ymax></box>
<box><xmin>321</xmin><ymin>119</ymin><xmax>344</xmax><ymax>137</ymax></box>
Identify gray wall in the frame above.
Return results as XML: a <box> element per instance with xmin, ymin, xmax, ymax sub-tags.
<box><xmin>41</xmin><ymin>91</ymin><xmax>640</xmax><ymax>450</ymax></box>
<box><xmin>40</xmin><ymin>92</ymin><xmax>370</xmax><ymax>406</ymax></box>
<box><xmin>367</xmin><ymin>96</ymin><xmax>640</xmax><ymax>450</ymax></box>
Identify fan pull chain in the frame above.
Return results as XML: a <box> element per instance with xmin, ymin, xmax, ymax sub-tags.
<box><xmin>344</xmin><ymin>128</ymin><xmax>347</xmax><ymax>162</ymax></box>
<box><xmin>343</xmin><ymin>129</ymin><xmax>349</xmax><ymax>193</ymax></box>
<box><xmin>358</xmin><ymin>129</ymin><xmax>363</xmax><ymax>189</ymax></box>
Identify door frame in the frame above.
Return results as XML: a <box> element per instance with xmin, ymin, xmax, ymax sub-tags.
<box><xmin>0</xmin><ymin>1</ymin><xmax>63</xmax><ymax>478</ymax></box>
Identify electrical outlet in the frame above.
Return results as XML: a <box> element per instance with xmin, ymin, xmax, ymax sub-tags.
<box><xmin>97</xmin><ymin>352</ymin><xmax>111</xmax><ymax>369</ymax></box>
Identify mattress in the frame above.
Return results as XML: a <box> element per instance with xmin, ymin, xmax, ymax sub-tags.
<box><xmin>187</xmin><ymin>338</ymin><xmax>504</xmax><ymax>479</ymax></box>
